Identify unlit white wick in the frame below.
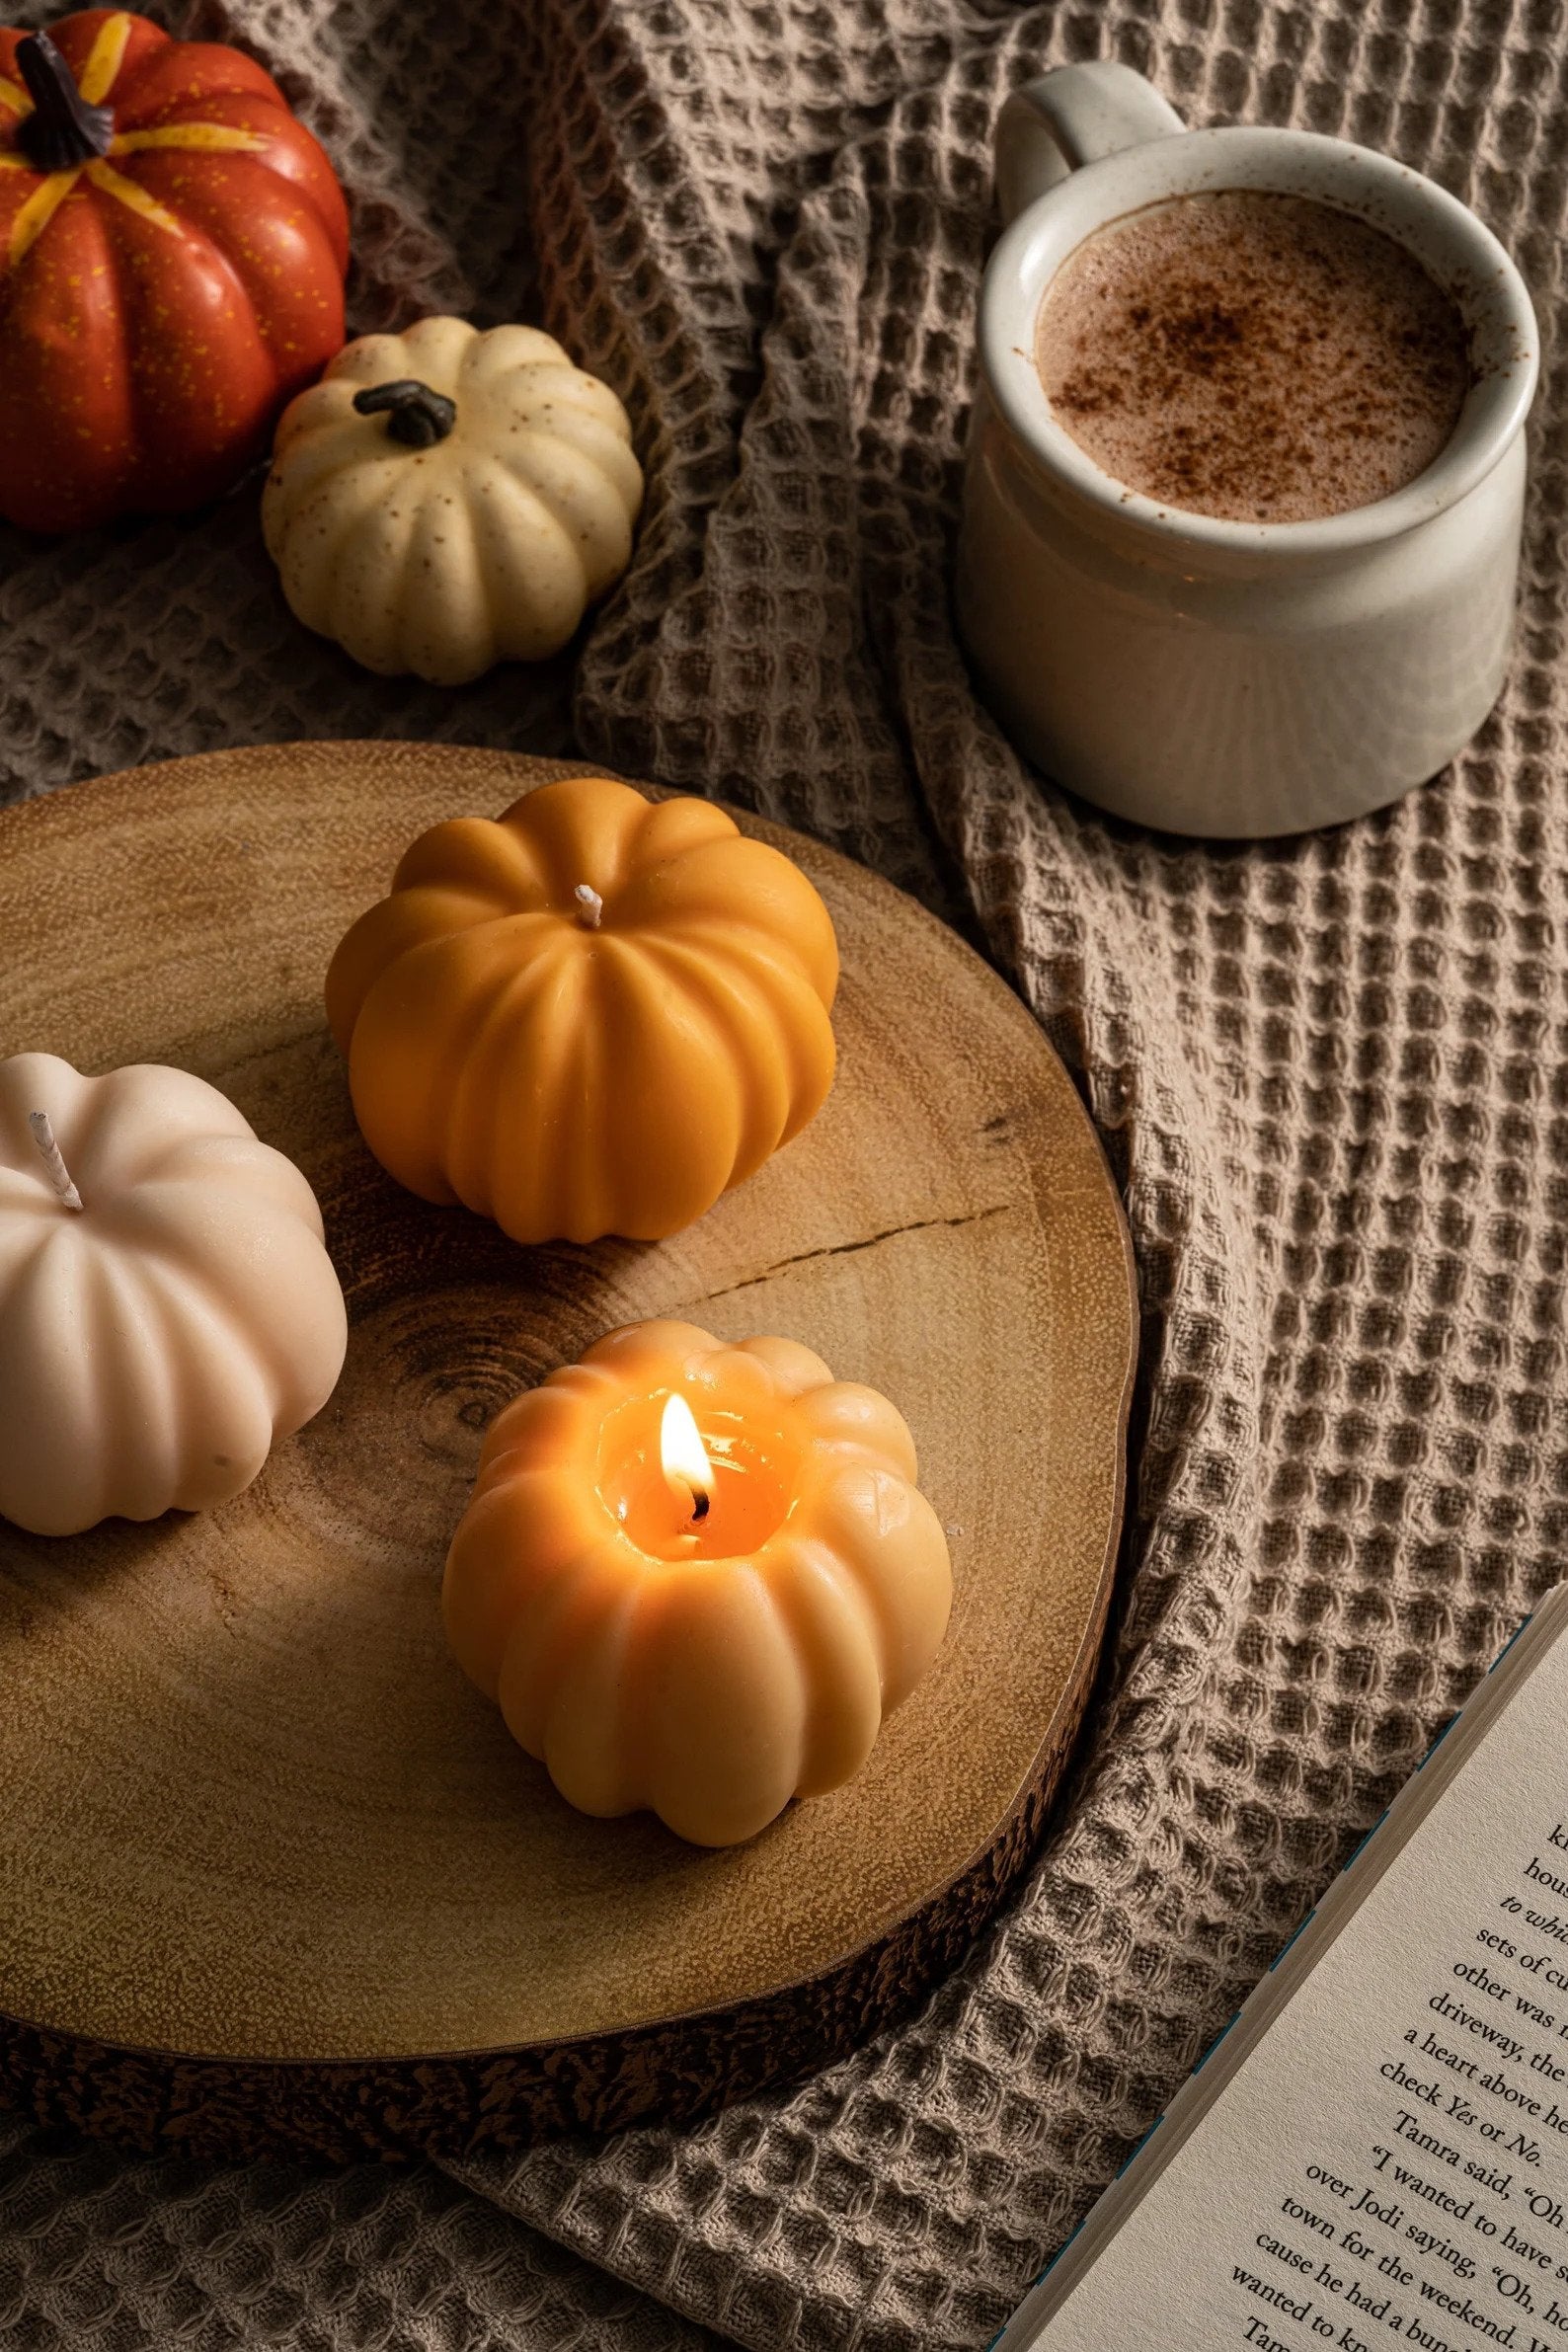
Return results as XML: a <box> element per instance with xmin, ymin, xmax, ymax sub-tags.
<box><xmin>28</xmin><ymin>1111</ymin><xmax>82</xmax><ymax>1211</ymax></box>
<box><xmin>574</xmin><ymin>884</ymin><xmax>603</xmax><ymax>930</ymax></box>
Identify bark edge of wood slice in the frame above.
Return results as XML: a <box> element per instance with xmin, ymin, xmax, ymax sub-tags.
<box><xmin>0</xmin><ymin>744</ymin><xmax>1137</xmax><ymax>2161</ymax></box>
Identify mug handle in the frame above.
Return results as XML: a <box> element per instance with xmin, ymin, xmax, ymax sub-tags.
<box><xmin>995</xmin><ymin>63</ymin><xmax>1186</xmax><ymax>222</ymax></box>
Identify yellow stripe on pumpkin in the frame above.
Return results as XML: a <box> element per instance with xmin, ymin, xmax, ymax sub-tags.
<box><xmin>84</xmin><ymin>158</ymin><xmax>184</xmax><ymax>236</ymax></box>
<box><xmin>8</xmin><ymin>168</ymin><xmax>80</xmax><ymax>267</ymax></box>
<box><xmin>0</xmin><ymin>74</ymin><xmax>26</xmax><ymax>115</ymax></box>
<box><xmin>110</xmin><ymin>122</ymin><xmax>267</xmax><ymax>155</ymax></box>
<box><xmin>75</xmin><ymin>13</ymin><xmax>134</xmax><ymax>107</ymax></box>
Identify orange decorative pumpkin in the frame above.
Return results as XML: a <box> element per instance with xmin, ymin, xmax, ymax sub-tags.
<box><xmin>325</xmin><ymin>777</ymin><xmax>840</xmax><ymax>1245</ymax></box>
<box><xmin>0</xmin><ymin>10</ymin><xmax>349</xmax><ymax>532</ymax></box>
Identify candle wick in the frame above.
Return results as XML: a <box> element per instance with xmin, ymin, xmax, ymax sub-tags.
<box><xmin>574</xmin><ymin>884</ymin><xmax>603</xmax><ymax>930</ymax></box>
<box><xmin>28</xmin><ymin>1111</ymin><xmax>82</xmax><ymax>1211</ymax></box>
<box><xmin>689</xmin><ymin>1487</ymin><xmax>710</xmax><ymax>1525</ymax></box>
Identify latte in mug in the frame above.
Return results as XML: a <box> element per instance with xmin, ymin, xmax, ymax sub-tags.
<box><xmin>1034</xmin><ymin>190</ymin><xmax>1472</xmax><ymax>524</ymax></box>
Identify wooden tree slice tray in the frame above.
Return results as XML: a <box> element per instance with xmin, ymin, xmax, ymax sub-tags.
<box><xmin>0</xmin><ymin>744</ymin><xmax>1137</xmax><ymax>2162</ymax></box>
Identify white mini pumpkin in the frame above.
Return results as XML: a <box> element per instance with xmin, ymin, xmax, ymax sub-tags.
<box><xmin>0</xmin><ymin>1055</ymin><xmax>348</xmax><ymax>1537</ymax></box>
<box><xmin>262</xmin><ymin>318</ymin><xmax>644</xmax><ymax>686</ymax></box>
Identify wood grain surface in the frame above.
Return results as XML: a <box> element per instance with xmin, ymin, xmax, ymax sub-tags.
<box><xmin>0</xmin><ymin>744</ymin><xmax>1137</xmax><ymax>2159</ymax></box>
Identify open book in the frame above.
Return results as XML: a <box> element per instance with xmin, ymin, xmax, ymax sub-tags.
<box><xmin>997</xmin><ymin>1581</ymin><xmax>1568</xmax><ymax>2352</ymax></box>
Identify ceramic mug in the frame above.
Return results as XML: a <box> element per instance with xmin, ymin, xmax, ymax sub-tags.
<box><xmin>955</xmin><ymin>63</ymin><xmax>1539</xmax><ymax>837</ymax></box>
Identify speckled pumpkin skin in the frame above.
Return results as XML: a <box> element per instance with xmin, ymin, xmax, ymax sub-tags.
<box><xmin>264</xmin><ymin>317</ymin><xmax>645</xmax><ymax>684</ymax></box>
<box><xmin>0</xmin><ymin>9</ymin><xmax>349</xmax><ymax>533</ymax></box>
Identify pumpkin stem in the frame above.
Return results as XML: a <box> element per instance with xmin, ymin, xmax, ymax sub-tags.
<box><xmin>16</xmin><ymin>32</ymin><xmax>115</xmax><ymax>172</ymax></box>
<box><xmin>353</xmin><ymin>379</ymin><xmax>458</xmax><ymax>448</ymax></box>
<box><xmin>28</xmin><ymin>1112</ymin><xmax>83</xmax><ymax>1212</ymax></box>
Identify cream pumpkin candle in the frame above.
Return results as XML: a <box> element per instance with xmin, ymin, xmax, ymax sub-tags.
<box><xmin>0</xmin><ymin>1054</ymin><xmax>347</xmax><ymax>1536</ymax></box>
<box><xmin>443</xmin><ymin>1319</ymin><xmax>953</xmax><ymax>1847</ymax></box>
<box><xmin>325</xmin><ymin>776</ymin><xmax>839</xmax><ymax>1245</ymax></box>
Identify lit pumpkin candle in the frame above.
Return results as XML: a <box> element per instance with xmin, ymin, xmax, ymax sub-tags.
<box><xmin>324</xmin><ymin>776</ymin><xmax>839</xmax><ymax>1245</ymax></box>
<box><xmin>0</xmin><ymin>1054</ymin><xmax>347</xmax><ymax>1537</ymax></box>
<box><xmin>443</xmin><ymin>1319</ymin><xmax>952</xmax><ymax>1846</ymax></box>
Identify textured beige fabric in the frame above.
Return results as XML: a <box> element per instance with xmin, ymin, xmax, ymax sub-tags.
<box><xmin>0</xmin><ymin>2108</ymin><xmax>720</xmax><ymax>2349</ymax></box>
<box><xmin>4</xmin><ymin>0</ymin><xmax>1566</xmax><ymax>2346</ymax></box>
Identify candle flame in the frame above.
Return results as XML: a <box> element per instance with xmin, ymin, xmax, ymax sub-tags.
<box><xmin>661</xmin><ymin>1392</ymin><xmax>712</xmax><ymax>1522</ymax></box>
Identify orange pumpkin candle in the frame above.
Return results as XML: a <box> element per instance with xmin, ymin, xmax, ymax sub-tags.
<box><xmin>325</xmin><ymin>777</ymin><xmax>838</xmax><ymax>1245</ymax></box>
<box><xmin>443</xmin><ymin>1319</ymin><xmax>953</xmax><ymax>1846</ymax></box>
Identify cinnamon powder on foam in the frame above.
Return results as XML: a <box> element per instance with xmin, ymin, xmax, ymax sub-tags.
<box><xmin>1035</xmin><ymin>191</ymin><xmax>1472</xmax><ymax>524</ymax></box>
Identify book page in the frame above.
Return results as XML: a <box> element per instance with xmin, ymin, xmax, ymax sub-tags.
<box><xmin>1025</xmin><ymin>1623</ymin><xmax>1568</xmax><ymax>2352</ymax></box>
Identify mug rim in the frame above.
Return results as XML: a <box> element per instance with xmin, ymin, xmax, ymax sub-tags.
<box><xmin>980</xmin><ymin>123</ymin><xmax>1540</xmax><ymax>559</ymax></box>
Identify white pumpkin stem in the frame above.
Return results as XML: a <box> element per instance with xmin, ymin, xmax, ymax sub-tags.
<box><xmin>352</xmin><ymin>380</ymin><xmax>457</xmax><ymax>448</ymax></box>
<box><xmin>28</xmin><ymin>1111</ymin><xmax>83</xmax><ymax>1211</ymax></box>
<box><xmin>574</xmin><ymin>885</ymin><xmax>603</xmax><ymax>930</ymax></box>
